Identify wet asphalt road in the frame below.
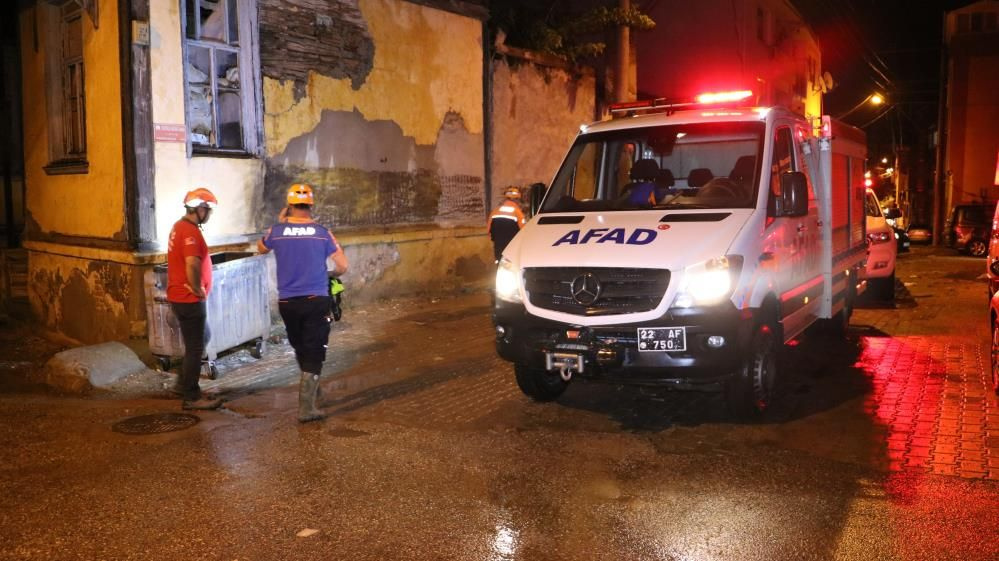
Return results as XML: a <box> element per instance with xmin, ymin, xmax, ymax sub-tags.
<box><xmin>1</xmin><ymin>246</ymin><xmax>998</xmax><ymax>560</ymax></box>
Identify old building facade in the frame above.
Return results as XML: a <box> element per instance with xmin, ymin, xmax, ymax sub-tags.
<box><xmin>11</xmin><ymin>0</ymin><xmax>598</xmax><ymax>344</ymax></box>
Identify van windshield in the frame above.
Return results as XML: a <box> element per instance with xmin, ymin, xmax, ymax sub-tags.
<box><xmin>541</xmin><ymin>122</ymin><xmax>765</xmax><ymax>213</ymax></box>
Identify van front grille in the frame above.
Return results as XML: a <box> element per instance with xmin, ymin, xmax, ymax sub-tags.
<box><xmin>524</xmin><ymin>267</ymin><xmax>669</xmax><ymax>316</ymax></box>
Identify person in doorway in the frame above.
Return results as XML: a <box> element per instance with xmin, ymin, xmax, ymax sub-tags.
<box><xmin>167</xmin><ymin>188</ymin><xmax>222</xmax><ymax>410</ymax></box>
<box><xmin>487</xmin><ymin>186</ymin><xmax>526</xmax><ymax>262</ymax></box>
<box><xmin>258</xmin><ymin>184</ymin><xmax>349</xmax><ymax>423</ymax></box>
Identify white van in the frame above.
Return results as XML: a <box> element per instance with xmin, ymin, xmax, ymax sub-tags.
<box><xmin>862</xmin><ymin>188</ymin><xmax>897</xmax><ymax>300</ymax></box>
<box><xmin>493</xmin><ymin>94</ymin><xmax>868</xmax><ymax>416</ymax></box>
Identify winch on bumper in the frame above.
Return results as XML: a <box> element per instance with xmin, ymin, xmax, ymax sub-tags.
<box><xmin>493</xmin><ymin>301</ymin><xmax>757</xmax><ymax>388</ymax></box>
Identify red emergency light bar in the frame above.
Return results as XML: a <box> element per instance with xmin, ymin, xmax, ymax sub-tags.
<box><xmin>609</xmin><ymin>90</ymin><xmax>755</xmax><ymax>116</ymax></box>
<box><xmin>695</xmin><ymin>90</ymin><xmax>753</xmax><ymax>104</ymax></box>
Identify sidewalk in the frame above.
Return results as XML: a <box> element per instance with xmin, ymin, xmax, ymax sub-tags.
<box><xmin>0</xmin><ymin>288</ymin><xmax>496</xmax><ymax>403</ymax></box>
<box><xmin>194</xmin><ymin>289</ymin><xmax>494</xmax><ymax>401</ymax></box>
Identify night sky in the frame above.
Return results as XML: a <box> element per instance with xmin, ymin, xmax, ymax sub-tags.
<box><xmin>791</xmin><ymin>0</ymin><xmax>975</xmax><ymax>157</ymax></box>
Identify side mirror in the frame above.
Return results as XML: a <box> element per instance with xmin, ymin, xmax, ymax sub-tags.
<box><xmin>529</xmin><ymin>182</ymin><xmax>547</xmax><ymax>217</ymax></box>
<box><xmin>780</xmin><ymin>171</ymin><xmax>809</xmax><ymax>217</ymax></box>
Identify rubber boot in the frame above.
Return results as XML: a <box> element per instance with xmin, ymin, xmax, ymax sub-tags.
<box><xmin>298</xmin><ymin>371</ymin><xmax>324</xmax><ymax>423</ymax></box>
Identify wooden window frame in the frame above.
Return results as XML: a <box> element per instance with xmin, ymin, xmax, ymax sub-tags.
<box><xmin>42</xmin><ymin>1</ymin><xmax>89</xmax><ymax>176</ymax></box>
<box><xmin>180</xmin><ymin>0</ymin><xmax>262</xmax><ymax>158</ymax></box>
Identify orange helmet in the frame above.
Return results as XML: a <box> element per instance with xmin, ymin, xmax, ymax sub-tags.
<box><xmin>183</xmin><ymin>187</ymin><xmax>218</xmax><ymax>208</ymax></box>
<box><xmin>287</xmin><ymin>183</ymin><xmax>315</xmax><ymax>205</ymax></box>
<box><xmin>504</xmin><ymin>186</ymin><xmax>522</xmax><ymax>200</ymax></box>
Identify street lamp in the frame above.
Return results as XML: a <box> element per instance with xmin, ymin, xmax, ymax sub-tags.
<box><xmin>836</xmin><ymin>92</ymin><xmax>886</xmax><ymax>120</ymax></box>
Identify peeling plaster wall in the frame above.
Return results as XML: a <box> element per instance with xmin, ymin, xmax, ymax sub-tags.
<box><xmin>260</xmin><ymin>0</ymin><xmax>485</xmax><ymax>228</ymax></box>
<box><xmin>341</xmin><ymin>230</ymin><xmax>492</xmax><ymax>302</ymax></box>
<box><xmin>27</xmin><ymin>252</ymin><xmax>144</xmax><ymax>345</ymax></box>
<box><xmin>490</xmin><ymin>57</ymin><xmax>596</xmax><ymax>208</ymax></box>
<box><xmin>148</xmin><ymin>0</ymin><xmax>264</xmax><ymax>244</ymax></box>
<box><xmin>259</xmin><ymin>0</ymin><xmax>489</xmax><ymax>296</ymax></box>
<box><xmin>18</xmin><ymin>0</ymin><xmax>126</xmax><ymax>239</ymax></box>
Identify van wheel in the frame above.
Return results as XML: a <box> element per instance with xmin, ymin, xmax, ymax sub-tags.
<box><xmin>725</xmin><ymin>320</ymin><xmax>778</xmax><ymax>418</ymax></box>
<box><xmin>969</xmin><ymin>239</ymin><xmax>988</xmax><ymax>257</ymax></box>
<box><xmin>514</xmin><ymin>364</ymin><xmax>569</xmax><ymax>402</ymax></box>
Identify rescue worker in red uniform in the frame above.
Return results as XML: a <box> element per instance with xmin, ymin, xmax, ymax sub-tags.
<box><xmin>258</xmin><ymin>184</ymin><xmax>349</xmax><ymax>423</ymax></box>
<box><xmin>167</xmin><ymin>188</ymin><xmax>222</xmax><ymax>410</ymax></box>
<box><xmin>487</xmin><ymin>186</ymin><xmax>526</xmax><ymax>262</ymax></box>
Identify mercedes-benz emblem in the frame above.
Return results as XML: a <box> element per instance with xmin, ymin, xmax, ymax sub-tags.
<box><xmin>570</xmin><ymin>273</ymin><xmax>601</xmax><ymax>306</ymax></box>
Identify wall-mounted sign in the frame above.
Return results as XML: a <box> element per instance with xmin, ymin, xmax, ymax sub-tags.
<box><xmin>154</xmin><ymin>124</ymin><xmax>186</xmax><ymax>143</ymax></box>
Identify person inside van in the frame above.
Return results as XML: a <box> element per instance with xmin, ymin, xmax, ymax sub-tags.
<box><xmin>622</xmin><ymin>158</ymin><xmax>665</xmax><ymax>206</ymax></box>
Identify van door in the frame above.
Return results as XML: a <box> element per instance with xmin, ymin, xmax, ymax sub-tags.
<box><xmin>768</xmin><ymin>123</ymin><xmax>822</xmax><ymax>341</ymax></box>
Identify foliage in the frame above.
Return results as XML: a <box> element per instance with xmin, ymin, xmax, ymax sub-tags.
<box><xmin>490</xmin><ymin>1</ymin><xmax>655</xmax><ymax>63</ymax></box>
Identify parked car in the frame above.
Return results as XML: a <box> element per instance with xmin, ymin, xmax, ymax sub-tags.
<box><xmin>989</xmin><ymin>290</ymin><xmax>999</xmax><ymax>395</ymax></box>
<box><xmin>894</xmin><ymin>225</ymin><xmax>910</xmax><ymax>253</ymax></box>
<box><xmin>907</xmin><ymin>223</ymin><xmax>933</xmax><ymax>244</ymax></box>
<box><xmin>987</xmin><ymin>204</ymin><xmax>999</xmax><ymax>297</ymax></box>
<box><xmin>864</xmin><ymin>188</ymin><xmax>897</xmax><ymax>300</ymax></box>
<box><xmin>945</xmin><ymin>203</ymin><xmax>995</xmax><ymax>257</ymax></box>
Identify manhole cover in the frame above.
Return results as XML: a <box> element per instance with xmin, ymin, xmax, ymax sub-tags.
<box><xmin>112</xmin><ymin>413</ymin><xmax>200</xmax><ymax>435</ymax></box>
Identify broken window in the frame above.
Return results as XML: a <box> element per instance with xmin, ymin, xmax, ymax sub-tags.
<box><xmin>43</xmin><ymin>1</ymin><xmax>89</xmax><ymax>174</ymax></box>
<box><xmin>182</xmin><ymin>0</ymin><xmax>256</xmax><ymax>153</ymax></box>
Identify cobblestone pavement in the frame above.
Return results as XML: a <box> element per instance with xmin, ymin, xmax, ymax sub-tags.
<box><xmin>197</xmin><ymin>245</ymin><xmax>999</xmax><ymax>481</ymax></box>
<box><xmin>850</xmin><ymin>247</ymin><xmax>999</xmax><ymax>480</ymax></box>
<box><xmin>3</xmin><ymin>246</ymin><xmax>999</xmax><ymax>560</ymax></box>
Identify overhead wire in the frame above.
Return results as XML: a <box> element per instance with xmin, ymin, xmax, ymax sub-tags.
<box><xmin>812</xmin><ymin>0</ymin><xmax>895</xmax><ymax>95</ymax></box>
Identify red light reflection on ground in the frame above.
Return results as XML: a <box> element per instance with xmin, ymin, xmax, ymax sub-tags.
<box><xmin>856</xmin><ymin>335</ymin><xmax>999</xmax><ymax>480</ymax></box>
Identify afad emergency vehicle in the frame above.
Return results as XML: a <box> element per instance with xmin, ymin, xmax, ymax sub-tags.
<box><xmin>492</xmin><ymin>91</ymin><xmax>869</xmax><ymax>416</ymax></box>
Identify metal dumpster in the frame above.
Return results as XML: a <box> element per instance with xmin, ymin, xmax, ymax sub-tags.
<box><xmin>144</xmin><ymin>252</ymin><xmax>271</xmax><ymax>378</ymax></box>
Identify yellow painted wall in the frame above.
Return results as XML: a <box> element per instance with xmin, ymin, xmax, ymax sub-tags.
<box><xmin>19</xmin><ymin>0</ymin><xmax>125</xmax><ymax>239</ymax></box>
<box><xmin>264</xmin><ymin>0</ymin><xmax>483</xmax><ymax>157</ymax></box>
<box><xmin>27</xmin><ymin>250</ymin><xmax>140</xmax><ymax>344</ymax></box>
<box><xmin>148</xmin><ymin>0</ymin><xmax>264</xmax><ymax>245</ymax></box>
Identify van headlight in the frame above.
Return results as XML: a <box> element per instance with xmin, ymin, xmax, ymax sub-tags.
<box><xmin>671</xmin><ymin>256</ymin><xmax>743</xmax><ymax>308</ymax></box>
<box><xmin>495</xmin><ymin>258</ymin><xmax>523</xmax><ymax>303</ymax></box>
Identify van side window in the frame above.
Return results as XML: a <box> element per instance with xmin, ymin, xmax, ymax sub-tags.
<box><xmin>770</xmin><ymin>127</ymin><xmax>794</xmax><ymax>197</ymax></box>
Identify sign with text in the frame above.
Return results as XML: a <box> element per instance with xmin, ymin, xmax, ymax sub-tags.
<box><xmin>154</xmin><ymin>124</ymin><xmax>186</xmax><ymax>143</ymax></box>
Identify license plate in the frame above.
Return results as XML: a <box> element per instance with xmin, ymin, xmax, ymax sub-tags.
<box><xmin>637</xmin><ymin>327</ymin><xmax>686</xmax><ymax>352</ymax></box>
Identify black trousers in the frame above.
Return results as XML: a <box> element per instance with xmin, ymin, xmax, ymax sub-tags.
<box><xmin>490</xmin><ymin>220</ymin><xmax>519</xmax><ymax>261</ymax></box>
<box><xmin>170</xmin><ymin>301</ymin><xmax>208</xmax><ymax>401</ymax></box>
<box><xmin>278</xmin><ymin>296</ymin><xmax>332</xmax><ymax>375</ymax></box>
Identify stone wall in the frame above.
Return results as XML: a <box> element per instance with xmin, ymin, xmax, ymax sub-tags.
<box><xmin>489</xmin><ymin>49</ymin><xmax>597</xmax><ymax>209</ymax></box>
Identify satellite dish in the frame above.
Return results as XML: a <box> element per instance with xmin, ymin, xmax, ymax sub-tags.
<box><xmin>823</xmin><ymin>71</ymin><xmax>835</xmax><ymax>92</ymax></box>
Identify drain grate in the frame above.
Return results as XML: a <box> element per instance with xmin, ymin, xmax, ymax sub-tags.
<box><xmin>112</xmin><ymin>413</ymin><xmax>200</xmax><ymax>435</ymax></box>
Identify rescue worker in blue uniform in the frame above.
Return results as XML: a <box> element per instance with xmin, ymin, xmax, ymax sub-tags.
<box><xmin>487</xmin><ymin>186</ymin><xmax>527</xmax><ymax>262</ymax></box>
<box><xmin>258</xmin><ymin>184</ymin><xmax>349</xmax><ymax>422</ymax></box>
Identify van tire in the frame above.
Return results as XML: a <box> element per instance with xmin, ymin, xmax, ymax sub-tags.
<box><xmin>725</xmin><ymin>319</ymin><xmax>778</xmax><ymax>418</ymax></box>
<box><xmin>514</xmin><ymin>364</ymin><xmax>569</xmax><ymax>401</ymax></box>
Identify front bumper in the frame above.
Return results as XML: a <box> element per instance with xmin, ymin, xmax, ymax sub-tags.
<box><xmin>492</xmin><ymin>301</ymin><xmax>757</xmax><ymax>388</ymax></box>
<box><xmin>864</xmin><ymin>242</ymin><xmax>896</xmax><ymax>279</ymax></box>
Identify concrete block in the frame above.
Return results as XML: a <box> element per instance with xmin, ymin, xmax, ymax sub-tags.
<box><xmin>40</xmin><ymin>342</ymin><xmax>149</xmax><ymax>393</ymax></box>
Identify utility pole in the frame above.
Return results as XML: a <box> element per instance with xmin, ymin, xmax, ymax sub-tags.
<box><xmin>614</xmin><ymin>0</ymin><xmax>631</xmax><ymax>103</ymax></box>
